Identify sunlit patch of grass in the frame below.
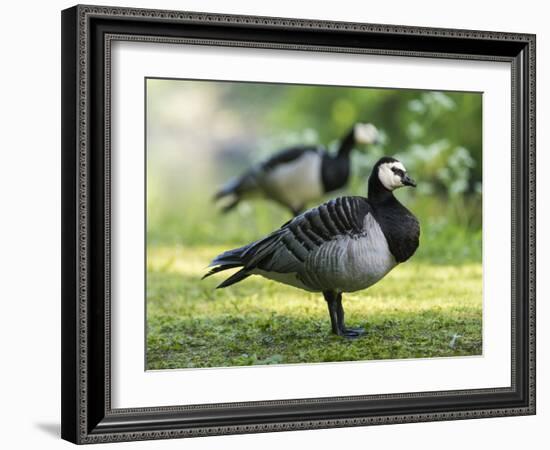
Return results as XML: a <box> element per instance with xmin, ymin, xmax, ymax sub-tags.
<box><xmin>146</xmin><ymin>245</ymin><xmax>482</xmax><ymax>370</ymax></box>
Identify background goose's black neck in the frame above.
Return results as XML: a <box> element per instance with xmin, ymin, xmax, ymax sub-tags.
<box><xmin>321</xmin><ymin>152</ymin><xmax>350</xmax><ymax>192</ymax></box>
<box><xmin>336</xmin><ymin>126</ymin><xmax>355</xmax><ymax>158</ymax></box>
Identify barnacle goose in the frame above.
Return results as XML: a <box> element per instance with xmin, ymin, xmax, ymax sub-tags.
<box><xmin>214</xmin><ymin>123</ymin><xmax>379</xmax><ymax>216</ymax></box>
<box><xmin>204</xmin><ymin>157</ymin><xmax>420</xmax><ymax>338</ymax></box>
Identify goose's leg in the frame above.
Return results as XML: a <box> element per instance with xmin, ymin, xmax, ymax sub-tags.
<box><xmin>323</xmin><ymin>291</ymin><xmax>340</xmax><ymax>335</ymax></box>
<box><xmin>335</xmin><ymin>293</ymin><xmax>365</xmax><ymax>338</ymax></box>
<box><xmin>324</xmin><ymin>291</ymin><xmax>365</xmax><ymax>339</ymax></box>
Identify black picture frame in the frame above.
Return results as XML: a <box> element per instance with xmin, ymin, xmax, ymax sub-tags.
<box><xmin>61</xmin><ymin>4</ymin><xmax>536</xmax><ymax>444</ymax></box>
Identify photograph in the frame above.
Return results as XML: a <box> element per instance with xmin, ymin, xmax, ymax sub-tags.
<box><xmin>145</xmin><ymin>78</ymin><xmax>483</xmax><ymax>370</ymax></box>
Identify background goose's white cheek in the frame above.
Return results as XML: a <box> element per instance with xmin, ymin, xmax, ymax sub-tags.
<box><xmin>354</xmin><ymin>123</ymin><xmax>378</xmax><ymax>144</ymax></box>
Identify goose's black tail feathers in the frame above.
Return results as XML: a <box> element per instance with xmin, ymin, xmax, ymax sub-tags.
<box><xmin>202</xmin><ymin>244</ymin><xmax>252</xmax><ymax>288</ymax></box>
<box><xmin>202</xmin><ymin>230</ymin><xmax>284</xmax><ymax>289</ymax></box>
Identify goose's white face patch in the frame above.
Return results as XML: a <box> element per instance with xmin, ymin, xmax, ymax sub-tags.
<box><xmin>378</xmin><ymin>161</ymin><xmax>407</xmax><ymax>191</ymax></box>
<box><xmin>354</xmin><ymin>123</ymin><xmax>379</xmax><ymax>144</ymax></box>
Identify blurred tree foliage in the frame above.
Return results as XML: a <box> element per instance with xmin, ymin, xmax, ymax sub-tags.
<box><xmin>147</xmin><ymin>80</ymin><xmax>482</xmax><ymax>260</ymax></box>
<box><xmin>233</xmin><ymin>85</ymin><xmax>482</xmax><ymax>194</ymax></box>
<box><xmin>224</xmin><ymin>83</ymin><xmax>482</xmax><ymax>227</ymax></box>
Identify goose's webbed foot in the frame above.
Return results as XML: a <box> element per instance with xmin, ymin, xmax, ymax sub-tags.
<box><xmin>341</xmin><ymin>327</ymin><xmax>365</xmax><ymax>339</ymax></box>
<box><xmin>323</xmin><ymin>291</ymin><xmax>366</xmax><ymax>340</ymax></box>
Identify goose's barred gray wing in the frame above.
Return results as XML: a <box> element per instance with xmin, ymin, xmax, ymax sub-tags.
<box><xmin>204</xmin><ymin>196</ymin><xmax>383</xmax><ymax>292</ymax></box>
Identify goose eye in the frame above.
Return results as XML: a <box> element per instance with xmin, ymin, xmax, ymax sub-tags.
<box><xmin>391</xmin><ymin>167</ymin><xmax>404</xmax><ymax>177</ymax></box>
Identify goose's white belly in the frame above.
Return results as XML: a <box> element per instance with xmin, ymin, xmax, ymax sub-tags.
<box><xmin>252</xmin><ymin>269</ymin><xmax>316</xmax><ymax>292</ymax></box>
<box><xmin>260</xmin><ymin>152</ymin><xmax>323</xmax><ymax>209</ymax></box>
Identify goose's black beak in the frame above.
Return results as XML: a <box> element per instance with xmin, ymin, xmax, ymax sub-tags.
<box><xmin>402</xmin><ymin>174</ymin><xmax>416</xmax><ymax>187</ymax></box>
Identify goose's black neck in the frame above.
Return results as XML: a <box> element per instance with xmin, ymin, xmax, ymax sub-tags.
<box><xmin>367</xmin><ymin>172</ymin><xmax>395</xmax><ymax>205</ymax></box>
<box><xmin>366</xmin><ymin>157</ymin><xmax>420</xmax><ymax>264</ymax></box>
<box><xmin>368</xmin><ymin>171</ymin><xmax>420</xmax><ymax>264</ymax></box>
<box><xmin>336</xmin><ymin>126</ymin><xmax>356</xmax><ymax>158</ymax></box>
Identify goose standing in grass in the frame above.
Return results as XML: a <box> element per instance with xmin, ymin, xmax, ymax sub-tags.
<box><xmin>214</xmin><ymin>123</ymin><xmax>380</xmax><ymax>216</ymax></box>
<box><xmin>204</xmin><ymin>157</ymin><xmax>420</xmax><ymax>338</ymax></box>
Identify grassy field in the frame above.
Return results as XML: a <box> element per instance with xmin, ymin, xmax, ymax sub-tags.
<box><xmin>146</xmin><ymin>245</ymin><xmax>482</xmax><ymax>370</ymax></box>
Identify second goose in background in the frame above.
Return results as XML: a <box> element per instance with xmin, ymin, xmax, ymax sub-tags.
<box><xmin>214</xmin><ymin>123</ymin><xmax>379</xmax><ymax>216</ymax></box>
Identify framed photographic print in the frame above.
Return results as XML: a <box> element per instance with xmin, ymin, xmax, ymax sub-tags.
<box><xmin>61</xmin><ymin>4</ymin><xmax>536</xmax><ymax>444</ymax></box>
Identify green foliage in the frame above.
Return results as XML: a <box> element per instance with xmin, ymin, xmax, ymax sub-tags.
<box><xmin>146</xmin><ymin>246</ymin><xmax>482</xmax><ymax>369</ymax></box>
<box><xmin>147</xmin><ymin>80</ymin><xmax>482</xmax><ymax>250</ymax></box>
<box><xmin>267</xmin><ymin>88</ymin><xmax>482</xmax><ymax>195</ymax></box>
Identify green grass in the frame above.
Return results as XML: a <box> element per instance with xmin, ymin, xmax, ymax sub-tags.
<box><xmin>146</xmin><ymin>245</ymin><xmax>482</xmax><ymax>370</ymax></box>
